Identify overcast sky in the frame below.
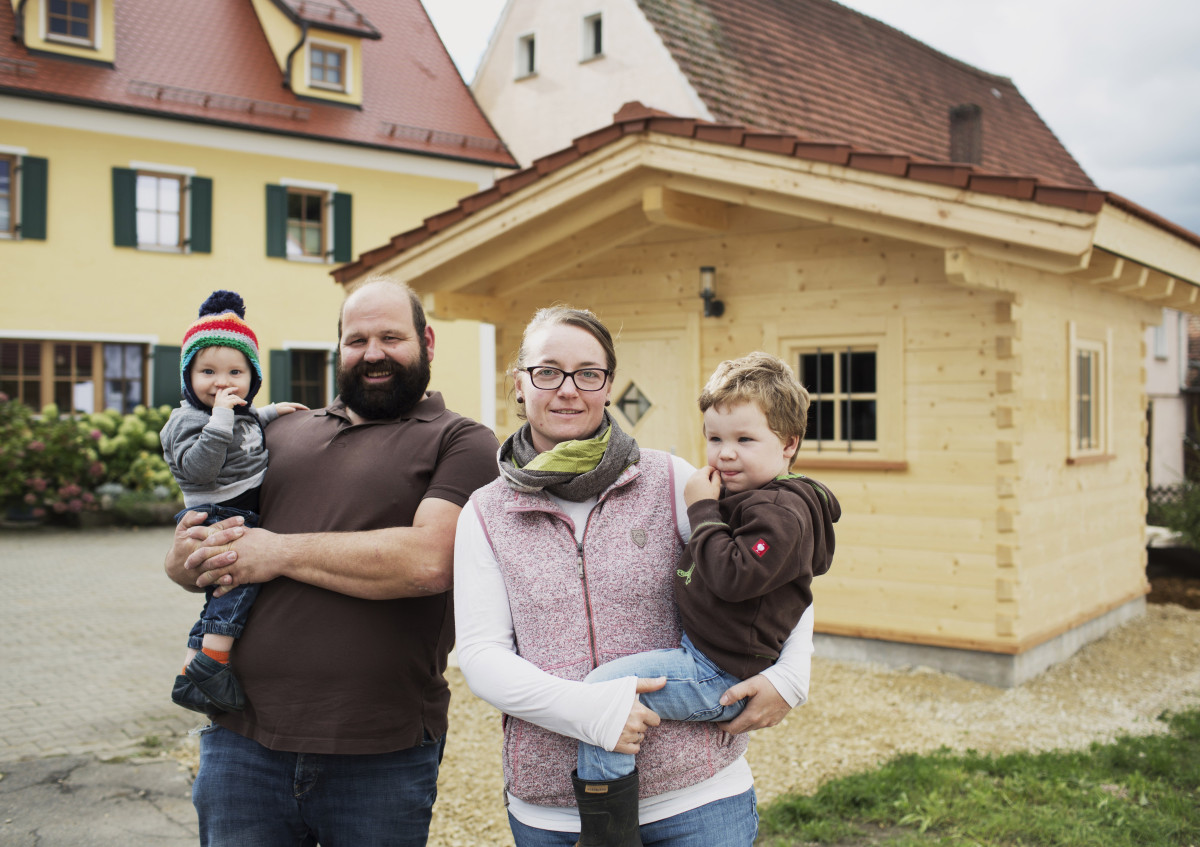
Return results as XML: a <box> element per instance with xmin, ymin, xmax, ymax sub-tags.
<box><xmin>423</xmin><ymin>0</ymin><xmax>1200</xmax><ymax>236</ymax></box>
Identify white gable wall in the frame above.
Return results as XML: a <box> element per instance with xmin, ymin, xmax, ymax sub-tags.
<box><xmin>472</xmin><ymin>0</ymin><xmax>710</xmax><ymax>166</ymax></box>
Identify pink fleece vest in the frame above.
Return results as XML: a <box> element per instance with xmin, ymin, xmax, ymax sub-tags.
<box><xmin>471</xmin><ymin>449</ymin><xmax>748</xmax><ymax>806</ymax></box>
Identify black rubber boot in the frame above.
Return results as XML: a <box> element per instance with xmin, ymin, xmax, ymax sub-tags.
<box><xmin>184</xmin><ymin>652</ymin><xmax>246</xmax><ymax>711</ymax></box>
<box><xmin>572</xmin><ymin>768</ymin><xmax>643</xmax><ymax>847</ymax></box>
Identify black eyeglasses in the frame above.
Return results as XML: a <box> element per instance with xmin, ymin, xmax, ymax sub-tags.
<box><xmin>522</xmin><ymin>366</ymin><xmax>611</xmax><ymax>392</ymax></box>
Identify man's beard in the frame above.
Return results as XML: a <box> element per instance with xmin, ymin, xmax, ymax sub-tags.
<box><xmin>337</xmin><ymin>344</ymin><xmax>431</xmax><ymax>420</ymax></box>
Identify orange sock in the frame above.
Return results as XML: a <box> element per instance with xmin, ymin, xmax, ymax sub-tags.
<box><xmin>201</xmin><ymin>648</ymin><xmax>231</xmax><ymax>665</ymax></box>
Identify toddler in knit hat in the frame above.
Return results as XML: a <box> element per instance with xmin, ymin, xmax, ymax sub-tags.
<box><xmin>160</xmin><ymin>290</ymin><xmax>307</xmax><ymax>716</ymax></box>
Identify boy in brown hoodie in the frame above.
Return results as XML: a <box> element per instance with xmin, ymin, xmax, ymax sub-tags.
<box><xmin>573</xmin><ymin>352</ymin><xmax>840</xmax><ymax>846</ymax></box>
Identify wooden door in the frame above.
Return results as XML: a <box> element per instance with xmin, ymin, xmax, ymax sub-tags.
<box><xmin>609</xmin><ymin>315</ymin><xmax>703</xmax><ymax>465</ymax></box>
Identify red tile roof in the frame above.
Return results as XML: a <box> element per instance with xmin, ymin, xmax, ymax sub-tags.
<box><xmin>334</xmin><ymin>102</ymin><xmax>1176</xmax><ymax>285</ymax></box>
<box><xmin>0</xmin><ymin>0</ymin><xmax>514</xmax><ymax>167</ymax></box>
<box><xmin>634</xmin><ymin>0</ymin><xmax>1094</xmax><ymax>188</ymax></box>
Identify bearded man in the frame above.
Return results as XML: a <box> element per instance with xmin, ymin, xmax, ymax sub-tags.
<box><xmin>164</xmin><ymin>275</ymin><xmax>499</xmax><ymax>847</ymax></box>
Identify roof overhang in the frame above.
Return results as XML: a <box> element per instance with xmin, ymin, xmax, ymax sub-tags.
<box><xmin>335</xmin><ymin>126</ymin><xmax>1200</xmax><ymax>317</ymax></box>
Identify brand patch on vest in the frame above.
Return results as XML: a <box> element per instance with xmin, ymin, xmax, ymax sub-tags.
<box><xmin>630</xmin><ymin>528</ymin><xmax>647</xmax><ymax>547</ymax></box>
<box><xmin>584</xmin><ymin>785</ymin><xmax>609</xmax><ymax>794</ymax></box>
<box><xmin>752</xmin><ymin>538</ymin><xmax>770</xmax><ymax>557</ymax></box>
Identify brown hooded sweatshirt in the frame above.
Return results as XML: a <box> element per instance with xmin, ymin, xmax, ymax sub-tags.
<box><xmin>675</xmin><ymin>474</ymin><xmax>840</xmax><ymax>680</ymax></box>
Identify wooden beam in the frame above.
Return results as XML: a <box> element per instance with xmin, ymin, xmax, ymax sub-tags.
<box><xmin>1162</xmin><ymin>282</ymin><xmax>1200</xmax><ymax>312</ymax></box>
<box><xmin>641</xmin><ymin>185</ymin><xmax>729</xmax><ymax>231</ymax></box>
<box><xmin>1069</xmin><ymin>250</ymin><xmax>1124</xmax><ymax>284</ymax></box>
<box><xmin>1139</xmin><ymin>271</ymin><xmax>1176</xmax><ymax>300</ymax></box>
<box><xmin>485</xmin><ymin>204</ymin><xmax>659</xmax><ymax>296</ymax></box>
<box><xmin>420</xmin><ymin>292</ymin><xmax>506</xmax><ymax>323</ymax></box>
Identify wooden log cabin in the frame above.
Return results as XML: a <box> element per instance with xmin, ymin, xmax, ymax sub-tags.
<box><xmin>333</xmin><ymin>109</ymin><xmax>1200</xmax><ymax>685</ymax></box>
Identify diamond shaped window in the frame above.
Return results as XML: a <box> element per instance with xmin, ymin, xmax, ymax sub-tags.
<box><xmin>617</xmin><ymin>382</ymin><xmax>652</xmax><ymax>425</ymax></box>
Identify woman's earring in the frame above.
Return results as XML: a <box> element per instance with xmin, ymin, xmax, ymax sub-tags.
<box><xmin>604</xmin><ymin>400</ymin><xmax>611</xmax><ymax>407</ymax></box>
<box><xmin>516</xmin><ymin>396</ymin><xmax>525</xmax><ymax>404</ymax></box>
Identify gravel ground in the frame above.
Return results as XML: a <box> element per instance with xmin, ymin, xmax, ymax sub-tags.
<box><xmin>169</xmin><ymin>601</ymin><xmax>1200</xmax><ymax>846</ymax></box>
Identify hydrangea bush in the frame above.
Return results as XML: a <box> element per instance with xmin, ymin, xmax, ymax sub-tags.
<box><xmin>0</xmin><ymin>393</ymin><xmax>181</xmax><ymax>524</ymax></box>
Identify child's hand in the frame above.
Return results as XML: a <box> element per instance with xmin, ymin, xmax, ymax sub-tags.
<box><xmin>213</xmin><ymin>387</ymin><xmax>247</xmax><ymax>410</ymax></box>
<box><xmin>684</xmin><ymin>466</ymin><xmax>721</xmax><ymax>506</ymax></box>
<box><xmin>274</xmin><ymin>402</ymin><xmax>309</xmax><ymax>415</ymax></box>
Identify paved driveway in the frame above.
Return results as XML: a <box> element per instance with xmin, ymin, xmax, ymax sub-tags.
<box><xmin>0</xmin><ymin>526</ymin><xmax>203</xmax><ymax>762</ymax></box>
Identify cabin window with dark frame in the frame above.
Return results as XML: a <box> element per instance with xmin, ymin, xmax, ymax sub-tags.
<box><xmin>287</xmin><ymin>188</ymin><xmax>326</xmax><ymax>259</ymax></box>
<box><xmin>309</xmin><ymin>45</ymin><xmax>346</xmax><ymax>91</ymax></box>
<box><xmin>1075</xmin><ymin>347</ymin><xmax>1101</xmax><ymax>451</ymax></box>
<box><xmin>799</xmin><ymin>347</ymin><xmax>878</xmax><ymax>450</ymax></box>
<box><xmin>47</xmin><ymin>0</ymin><xmax>95</xmax><ymax>45</ymax></box>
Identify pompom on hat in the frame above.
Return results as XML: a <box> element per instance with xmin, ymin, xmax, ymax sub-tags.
<box><xmin>180</xmin><ymin>290</ymin><xmax>263</xmax><ymax>412</ymax></box>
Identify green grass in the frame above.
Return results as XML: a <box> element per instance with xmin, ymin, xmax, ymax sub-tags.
<box><xmin>756</xmin><ymin>708</ymin><xmax>1200</xmax><ymax>846</ymax></box>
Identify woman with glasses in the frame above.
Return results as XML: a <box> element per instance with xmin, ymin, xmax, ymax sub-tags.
<box><xmin>453</xmin><ymin>306</ymin><xmax>815</xmax><ymax>846</ymax></box>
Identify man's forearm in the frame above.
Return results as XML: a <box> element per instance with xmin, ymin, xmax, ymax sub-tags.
<box><xmin>267</xmin><ymin>526</ymin><xmax>453</xmax><ymax>600</ymax></box>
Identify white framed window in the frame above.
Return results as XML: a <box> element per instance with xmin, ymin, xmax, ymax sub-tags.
<box><xmin>308</xmin><ymin>42</ymin><xmax>349</xmax><ymax>93</ymax></box>
<box><xmin>582</xmin><ymin>13</ymin><xmax>603</xmax><ymax>60</ymax></box>
<box><xmin>45</xmin><ymin>0</ymin><xmax>97</xmax><ymax>47</ymax></box>
<box><xmin>516</xmin><ymin>33</ymin><xmax>536</xmax><ymax>78</ymax></box>
<box><xmin>1067</xmin><ymin>322</ymin><xmax>1112</xmax><ymax>461</ymax></box>
<box><xmin>135</xmin><ymin>171</ymin><xmax>184</xmax><ymax>249</ymax></box>
<box><xmin>0</xmin><ymin>146</ymin><xmax>48</xmax><ymax>241</ymax></box>
<box><xmin>266</xmin><ymin>179</ymin><xmax>352</xmax><ymax>263</ymax></box>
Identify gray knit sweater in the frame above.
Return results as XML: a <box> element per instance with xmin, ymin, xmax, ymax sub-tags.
<box><xmin>160</xmin><ymin>402</ymin><xmax>281</xmax><ymax>507</ymax></box>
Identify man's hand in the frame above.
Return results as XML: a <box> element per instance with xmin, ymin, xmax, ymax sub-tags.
<box><xmin>165</xmin><ymin>511</ymin><xmax>244</xmax><ymax>593</ymax></box>
<box><xmin>716</xmin><ymin>674</ymin><xmax>792</xmax><ymax>734</ymax></box>
<box><xmin>613</xmin><ymin>677</ymin><xmax>665</xmax><ymax>754</ymax></box>
<box><xmin>684</xmin><ymin>466</ymin><xmax>721</xmax><ymax>507</ymax></box>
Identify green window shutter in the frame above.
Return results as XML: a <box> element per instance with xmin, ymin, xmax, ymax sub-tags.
<box><xmin>189</xmin><ymin>176</ymin><xmax>212</xmax><ymax>254</ymax></box>
<box><xmin>265</xmin><ymin>184</ymin><xmax>287</xmax><ymax>257</ymax></box>
<box><xmin>19</xmin><ymin>156</ymin><xmax>48</xmax><ymax>240</ymax></box>
<box><xmin>112</xmin><ymin>167</ymin><xmax>137</xmax><ymax>247</ymax></box>
<box><xmin>331</xmin><ymin>191</ymin><xmax>352</xmax><ymax>263</ymax></box>
<box><xmin>152</xmin><ymin>344</ymin><xmax>182</xmax><ymax>408</ymax></box>
<box><xmin>269</xmin><ymin>349</ymin><xmax>290</xmax><ymax>405</ymax></box>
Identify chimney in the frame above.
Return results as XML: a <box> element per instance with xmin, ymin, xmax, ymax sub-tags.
<box><xmin>949</xmin><ymin>104</ymin><xmax>983</xmax><ymax>164</ymax></box>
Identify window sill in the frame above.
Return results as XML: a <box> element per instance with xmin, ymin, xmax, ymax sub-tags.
<box><xmin>579</xmin><ymin>54</ymin><xmax>605</xmax><ymax>64</ymax></box>
<box><xmin>46</xmin><ymin>34</ymin><xmax>97</xmax><ymax>49</ymax></box>
<box><xmin>515</xmin><ymin>71</ymin><xmax>538</xmax><ymax>81</ymax></box>
<box><xmin>309</xmin><ymin>81</ymin><xmax>348</xmax><ymax>94</ymax></box>
<box><xmin>795</xmin><ymin>456</ymin><xmax>908</xmax><ymax>472</ymax></box>
<box><xmin>1066</xmin><ymin>453</ymin><xmax>1116</xmax><ymax>466</ymax></box>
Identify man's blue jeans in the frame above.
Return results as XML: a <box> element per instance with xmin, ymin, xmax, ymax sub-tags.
<box><xmin>508</xmin><ymin>786</ymin><xmax>758</xmax><ymax>846</ymax></box>
<box><xmin>191</xmin><ymin>724</ymin><xmax>444</xmax><ymax>847</ymax></box>
<box><xmin>176</xmin><ymin>504</ymin><xmax>261</xmax><ymax>650</ymax></box>
<box><xmin>577</xmin><ymin>633</ymin><xmax>746</xmax><ymax>781</ymax></box>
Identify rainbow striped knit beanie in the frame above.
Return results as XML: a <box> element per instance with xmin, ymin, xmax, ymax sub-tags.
<box><xmin>180</xmin><ymin>290</ymin><xmax>263</xmax><ymax>412</ymax></box>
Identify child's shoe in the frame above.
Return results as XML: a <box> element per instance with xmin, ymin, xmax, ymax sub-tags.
<box><xmin>171</xmin><ymin>674</ymin><xmax>222</xmax><ymax>716</ymax></box>
<box><xmin>184</xmin><ymin>652</ymin><xmax>246</xmax><ymax>711</ymax></box>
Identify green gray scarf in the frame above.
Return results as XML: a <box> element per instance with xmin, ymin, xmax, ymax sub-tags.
<box><xmin>498</xmin><ymin>412</ymin><xmax>640</xmax><ymax>502</ymax></box>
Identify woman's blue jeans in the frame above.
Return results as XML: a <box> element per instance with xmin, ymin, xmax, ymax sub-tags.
<box><xmin>191</xmin><ymin>724</ymin><xmax>444</xmax><ymax>846</ymax></box>
<box><xmin>577</xmin><ymin>633</ymin><xmax>746</xmax><ymax>781</ymax></box>
<box><xmin>508</xmin><ymin>786</ymin><xmax>758</xmax><ymax>846</ymax></box>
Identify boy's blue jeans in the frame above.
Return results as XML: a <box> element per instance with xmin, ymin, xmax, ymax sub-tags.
<box><xmin>577</xmin><ymin>633</ymin><xmax>746</xmax><ymax>781</ymax></box>
<box><xmin>175</xmin><ymin>504</ymin><xmax>261</xmax><ymax>650</ymax></box>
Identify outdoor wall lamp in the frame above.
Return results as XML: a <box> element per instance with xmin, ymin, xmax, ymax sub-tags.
<box><xmin>699</xmin><ymin>266</ymin><xmax>725</xmax><ymax>317</ymax></box>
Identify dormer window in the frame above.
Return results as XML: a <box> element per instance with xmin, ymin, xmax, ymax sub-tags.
<box><xmin>309</xmin><ymin>43</ymin><xmax>347</xmax><ymax>92</ymax></box>
<box><xmin>46</xmin><ymin>0</ymin><xmax>96</xmax><ymax>47</ymax></box>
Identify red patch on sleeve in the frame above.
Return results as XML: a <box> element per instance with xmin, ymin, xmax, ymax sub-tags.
<box><xmin>752</xmin><ymin>538</ymin><xmax>770</xmax><ymax>557</ymax></box>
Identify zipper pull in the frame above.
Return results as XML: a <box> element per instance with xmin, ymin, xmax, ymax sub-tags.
<box><xmin>576</xmin><ymin>541</ymin><xmax>584</xmax><ymax>579</ymax></box>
